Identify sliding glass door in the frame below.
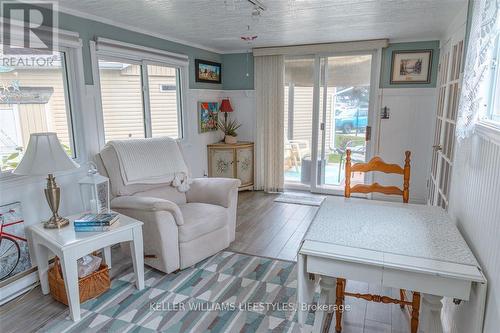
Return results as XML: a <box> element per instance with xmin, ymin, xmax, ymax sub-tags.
<box><xmin>284</xmin><ymin>52</ymin><xmax>377</xmax><ymax>194</ymax></box>
<box><xmin>284</xmin><ymin>57</ymin><xmax>315</xmax><ymax>185</ymax></box>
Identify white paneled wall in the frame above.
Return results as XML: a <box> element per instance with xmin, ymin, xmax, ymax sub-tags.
<box><xmin>181</xmin><ymin>89</ymin><xmax>255</xmax><ymax>177</ymax></box>
<box><xmin>443</xmin><ymin>135</ymin><xmax>500</xmax><ymax>333</ymax></box>
<box><xmin>374</xmin><ymin>88</ymin><xmax>437</xmax><ymax>203</ymax></box>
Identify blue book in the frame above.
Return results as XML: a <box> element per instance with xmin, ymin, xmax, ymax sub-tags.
<box><xmin>74</xmin><ymin>213</ymin><xmax>119</xmax><ymax>226</ymax></box>
<box><xmin>74</xmin><ymin>225</ymin><xmax>111</xmax><ymax>232</ymax></box>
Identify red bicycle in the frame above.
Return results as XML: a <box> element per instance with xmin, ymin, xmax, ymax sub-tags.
<box><xmin>0</xmin><ymin>209</ymin><xmax>27</xmax><ymax>280</ymax></box>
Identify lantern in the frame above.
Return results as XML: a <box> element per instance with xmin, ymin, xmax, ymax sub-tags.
<box><xmin>78</xmin><ymin>162</ymin><xmax>110</xmax><ymax>214</ymax></box>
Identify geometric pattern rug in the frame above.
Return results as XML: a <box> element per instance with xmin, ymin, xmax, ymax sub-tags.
<box><xmin>39</xmin><ymin>251</ymin><xmax>319</xmax><ymax>333</ymax></box>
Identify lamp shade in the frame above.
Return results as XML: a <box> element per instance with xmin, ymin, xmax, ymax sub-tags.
<box><xmin>219</xmin><ymin>99</ymin><xmax>233</xmax><ymax>113</ymax></box>
<box><xmin>13</xmin><ymin>133</ymin><xmax>79</xmax><ymax>176</ymax></box>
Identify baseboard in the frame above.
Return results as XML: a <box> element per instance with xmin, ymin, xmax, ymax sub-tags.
<box><xmin>0</xmin><ymin>271</ymin><xmax>39</xmax><ymax>306</ymax></box>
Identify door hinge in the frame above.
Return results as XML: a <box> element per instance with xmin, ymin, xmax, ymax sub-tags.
<box><xmin>365</xmin><ymin>126</ymin><xmax>372</xmax><ymax>141</ymax></box>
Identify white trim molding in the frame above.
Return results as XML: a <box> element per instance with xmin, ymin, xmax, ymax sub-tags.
<box><xmin>253</xmin><ymin>39</ymin><xmax>389</xmax><ymax>57</ymax></box>
<box><xmin>476</xmin><ymin>121</ymin><xmax>500</xmax><ymax>146</ymax></box>
<box><xmin>96</xmin><ymin>38</ymin><xmax>189</xmax><ymax>67</ymax></box>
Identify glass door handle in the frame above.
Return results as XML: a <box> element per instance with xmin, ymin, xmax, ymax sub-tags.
<box><xmin>365</xmin><ymin>126</ymin><xmax>372</xmax><ymax>141</ymax></box>
<box><xmin>433</xmin><ymin>145</ymin><xmax>442</xmax><ymax>151</ymax></box>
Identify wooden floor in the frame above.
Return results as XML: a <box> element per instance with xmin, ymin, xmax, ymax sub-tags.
<box><xmin>0</xmin><ymin>191</ymin><xmax>411</xmax><ymax>333</ymax></box>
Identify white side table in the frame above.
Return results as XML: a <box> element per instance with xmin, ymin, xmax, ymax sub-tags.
<box><xmin>29</xmin><ymin>213</ymin><xmax>144</xmax><ymax>322</ymax></box>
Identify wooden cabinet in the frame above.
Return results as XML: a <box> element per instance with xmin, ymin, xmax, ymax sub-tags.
<box><xmin>208</xmin><ymin>142</ymin><xmax>254</xmax><ymax>190</ymax></box>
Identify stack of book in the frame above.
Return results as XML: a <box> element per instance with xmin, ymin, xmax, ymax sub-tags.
<box><xmin>74</xmin><ymin>213</ymin><xmax>119</xmax><ymax>232</ymax></box>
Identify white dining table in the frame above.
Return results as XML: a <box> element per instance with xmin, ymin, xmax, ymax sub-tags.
<box><xmin>297</xmin><ymin>196</ymin><xmax>487</xmax><ymax>333</ymax></box>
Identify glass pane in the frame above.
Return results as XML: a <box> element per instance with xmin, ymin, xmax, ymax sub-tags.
<box><xmin>283</xmin><ymin>58</ymin><xmax>314</xmax><ymax>186</ymax></box>
<box><xmin>324</xmin><ymin>55</ymin><xmax>372</xmax><ymax>187</ymax></box>
<box><xmin>0</xmin><ymin>48</ymin><xmax>74</xmax><ymax>172</ymax></box>
<box><xmin>147</xmin><ymin>65</ymin><xmax>181</xmax><ymax>138</ymax></box>
<box><xmin>98</xmin><ymin>60</ymin><xmax>145</xmax><ymax>141</ymax></box>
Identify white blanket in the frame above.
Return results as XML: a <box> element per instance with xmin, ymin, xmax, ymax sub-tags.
<box><xmin>108</xmin><ymin>137</ymin><xmax>191</xmax><ymax>192</ymax></box>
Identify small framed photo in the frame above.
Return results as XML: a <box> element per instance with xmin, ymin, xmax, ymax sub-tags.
<box><xmin>195</xmin><ymin>59</ymin><xmax>222</xmax><ymax>84</ymax></box>
<box><xmin>390</xmin><ymin>50</ymin><xmax>432</xmax><ymax>84</ymax></box>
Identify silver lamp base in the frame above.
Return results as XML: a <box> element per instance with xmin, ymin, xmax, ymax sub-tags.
<box><xmin>43</xmin><ymin>216</ymin><xmax>70</xmax><ymax>229</ymax></box>
<box><xmin>43</xmin><ymin>174</ymin><xmax>70</xmax><ymax>229</ymax></box>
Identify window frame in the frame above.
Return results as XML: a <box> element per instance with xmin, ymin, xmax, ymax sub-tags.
<box><xmin>92</xmin><ymin>42</ymin><xmax>187</xmax><ymax>147</ymax></box>
<box><xmin>477</xmin><ymin>32</ymin><xmax>500</xmax><ymax>144</ymax></box>
<box><xmin>0</xmin><ymin>40</ymin><xmax>85</xmax><ymax>178</ymax></box>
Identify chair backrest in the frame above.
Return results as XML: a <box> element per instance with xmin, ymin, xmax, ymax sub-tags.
<box><xmin>344</xmin><ymin>150</ymin><xmax>411</xmax><ymax>203</ymax></box>
<box><xmin>95</xmin><ymin>141</ymin><xmax>188</xmax><ymax>204</ymax></box>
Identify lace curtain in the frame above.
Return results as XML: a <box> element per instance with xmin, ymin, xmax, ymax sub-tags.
<box><xmin>456</xmin><ymin>0</ymin><xmax>499</xmax><ymax>141</ymax></box>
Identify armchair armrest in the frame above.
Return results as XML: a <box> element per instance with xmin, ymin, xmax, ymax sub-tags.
<box><xmin>186</xmin><ymin>178</ymin><xmax>241</xmax><ymax>208</ymax></box>
<box><xmin>111</xmin><ymin>196</ymin><xmax>184</xmax><ymax>226</ymax></box>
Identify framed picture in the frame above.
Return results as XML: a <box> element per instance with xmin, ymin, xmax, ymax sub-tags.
<box><xmin>390</xmin><ymin>50</ymin><xmax>433</xmax><ymax>84</ymax></box>
<box><xmin>0</xmin><ymin>202</ymin><xmax>31</xmax><ymax>282</ymax></box>
<box><xmin>198</xmin><ymin>102</ymin><xmax>219</xmax><ymax>133</ymax></box>
<box><xmin>195</xmin><ymin>59</ymin><xmax>222</xmax><ymax>84</ymax></box>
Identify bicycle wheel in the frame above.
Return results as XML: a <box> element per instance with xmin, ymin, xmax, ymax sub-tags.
<box><xmin>0</xmin><ymin>236</ymin><xmax>21</xmax><ymax>280</ymax></box>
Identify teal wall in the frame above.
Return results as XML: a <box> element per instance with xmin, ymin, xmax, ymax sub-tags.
<box><xmin>222</xmin><ymin>53</ymin><xmax>254</xmax><ymax>90</ymax></box>
<box><xmin>380</xmin><ymin>41</ymin><xmax>440</xmax><ymax>88</ymax></box>
<box><xmin>57</xmin><ymin>11</ymin><xmax>222</xmax><ymax>89</ymax></box>
<box><xmin>4</xmin><ymin>3</ymin><xmax>223</xmax><ymax>89</ymax></box>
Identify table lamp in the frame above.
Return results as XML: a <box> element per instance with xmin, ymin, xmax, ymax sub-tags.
<box><xmin>13</xmin><ymin>133</ymin><xmax>80</xmax><ymax>228</ymax></box>
<box><xmin>219</xmin><ymin>98</ymin><xmax>233</xmax><ymax>122</ymax></box>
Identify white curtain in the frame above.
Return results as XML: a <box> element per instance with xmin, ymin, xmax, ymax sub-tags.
<box><xmin>456</xmin><ymin>0</ymin><xmax>499</xmax><ymax>141</ymax></box>
<box><xmin>254</xmin><ymin>55</ymin><xmax>285</xmax><ymax>192</ymax></box>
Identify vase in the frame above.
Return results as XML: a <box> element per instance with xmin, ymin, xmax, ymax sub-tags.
<box><xmin>225</xmin><ymin>135</ymin><xmax>237</xmax><ymax>144</ymax></box>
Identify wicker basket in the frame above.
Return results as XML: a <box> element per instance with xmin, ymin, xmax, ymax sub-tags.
<box><xmin>48</xmin><ymin>256</ymin><xmax>110</xmax><ymax>305</ymax></box>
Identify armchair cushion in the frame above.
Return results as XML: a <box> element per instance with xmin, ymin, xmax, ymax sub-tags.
<box><xmin>186</xmin><ymin>178</ymin><xmax>241</xmax><ymax>208</ymax></box>
<box><xmin>133</xmin><ymin>186</ymin><xmax>187</xmax><ymax>205</ymax></box>
<box><xmin>111</xmin><ymin>196</ymin><xmax>184</xmax><ymax>226</ymax></box>
<box><xmin>178</xmin><ymin>203</ymin><xmax>227</xmax><ymax>242</ymax></box>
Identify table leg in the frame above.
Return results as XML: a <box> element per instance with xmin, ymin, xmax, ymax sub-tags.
<box><xmin>59</xmin><ymin>254</ymin><xmax>81</xmax><ymax>321</ymax></box>
<box><xmin>130</xmin><ymin>227</ymin><xmax>144</xmax><ymax>290</ymax></box>
<box><xmin>420</xmin><ymin>294</ymin><xmax>444</xmax><ymax>333</ymax></box>
<box><xmin>312</xmin><ymin>276</ymin><xmax>337</xmax><ymax>332</ymax></box>
<box><xmin>102</xmin><ymin>246</ymin><xmax>112</xmax><ymax>268</ymax></box>
<box><xmin>297</xmin><ymin>253</ymin><xmax>315</xmax><ymax>326</ymax></box>
<box><xmin>33</xmin><ymin>241</ymin><xmax>50</xmax><ymax>295</ymax></box>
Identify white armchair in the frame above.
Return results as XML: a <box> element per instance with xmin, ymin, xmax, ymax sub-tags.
<box><xmin>95</xmin><ymin>143</ymin><xmax>240</xmax><ymax>273</ymax></box>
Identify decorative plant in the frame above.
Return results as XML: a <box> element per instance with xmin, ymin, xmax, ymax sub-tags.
<box><xmin>218</xmin><ymin>117</ymin><xmax>241</xmax><ymax>137</ymax></box>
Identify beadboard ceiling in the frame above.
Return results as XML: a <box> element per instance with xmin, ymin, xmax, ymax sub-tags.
<box><xmin>57</xmin><ymin>0</ymin><xmax>467</xmax><ymax>53</ymax></box>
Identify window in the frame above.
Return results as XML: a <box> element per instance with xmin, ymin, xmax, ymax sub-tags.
<box><xmin>97</xmin><ymin>59</ymin><xmax>183</xmax><ymax>142</ymax></box>
<box><xmin>485</xmin><ymin>34</ymin><xmax>500</xmax><ymax>124</ymax></box>
<box><xmin>0</xmin><ymin>48</ymin><xmax>75</xmax><ymax>172</ymax></box>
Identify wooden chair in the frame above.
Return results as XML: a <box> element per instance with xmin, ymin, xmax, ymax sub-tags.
<box><xmin>336</xmin><ymin>150</ymin><xmax>420</xmax><ymax>333</ymax></box>
<box><xmin>345</xmin><ymin>150</ymin><xmax>411</xmax><ymax>203</ymax></box>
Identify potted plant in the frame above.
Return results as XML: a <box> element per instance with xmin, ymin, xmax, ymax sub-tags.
<box><xmin>218</xmin><ymin>117</ymin><xmax>241</xmax><ymax>144</ymax></box>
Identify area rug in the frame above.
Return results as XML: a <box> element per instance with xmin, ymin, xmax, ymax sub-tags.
<box><xmin>274</xmin><ymin>193</ymin><xmax>325</xmax><ymax>206</ymax></box>
<box><xmin>39</xmin><ymin>251</ymin><xmax>318</xmax><ymax>333</ymax></box>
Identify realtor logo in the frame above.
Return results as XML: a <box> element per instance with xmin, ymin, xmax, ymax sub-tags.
<box><xmin>1</xmin><ymin>1</ymin><xmax>57</xmax><ymax>55</ymax></box>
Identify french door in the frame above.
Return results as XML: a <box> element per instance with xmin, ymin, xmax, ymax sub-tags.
<box><xmin>428</xmin><ymin>27</ymin><xmax>465</xmax><ymax>208</ymax></box>
<box><xmin>284</xmin><ymin>51</ymin><xmax>379</xmax><ymax>194</ymax></box>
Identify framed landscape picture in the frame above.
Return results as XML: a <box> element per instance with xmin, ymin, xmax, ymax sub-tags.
<box><xmin>390</xmin><ymin>50</ymin><xmax>432</xmax><ymax>84</ymax></box>
<box><xmin>195</xmin><ymin>59</ymin><xmax>222</xmax><ymax>84</ymax></box>
<box><xmin>198</xmin><ymin>102</ymin><xmax>219</xmax><ymax>133</ymax></box>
